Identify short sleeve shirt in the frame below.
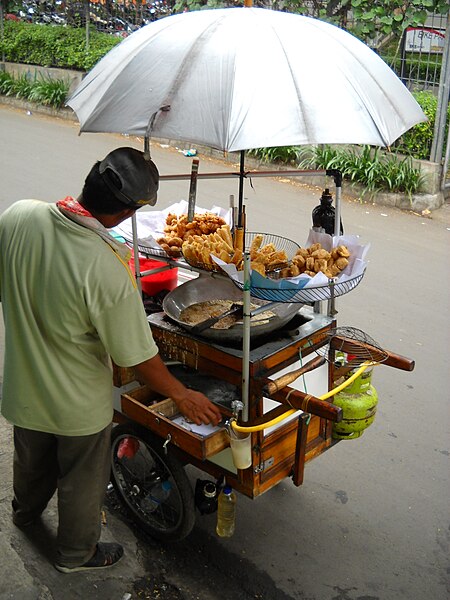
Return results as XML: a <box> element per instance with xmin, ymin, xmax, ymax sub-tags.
<box><xmin>0</xmin><ymin>200</ymin><xmax>159</xmax><ymax>435</ymax></box>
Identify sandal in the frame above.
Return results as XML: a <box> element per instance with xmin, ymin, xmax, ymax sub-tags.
<box><xmin>55</xmin><ymin>542</ymin><xmax>124</xmax><ymax>573</ymax></box>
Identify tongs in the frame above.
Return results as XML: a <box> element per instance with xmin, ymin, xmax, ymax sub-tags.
<box><xmin>190</xmin><ymin>303</ymin><xmax>244</xmax><ymax>334</ymax></box>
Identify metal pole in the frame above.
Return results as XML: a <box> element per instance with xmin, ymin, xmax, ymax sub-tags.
<box><xmin>131</xmin><ymin>213</ymin><xmax>142</xmax><ymax>295</ymax></box>
<box><xmin>85</xmin><ymin>0</ymin><xmax>90</xmax><ymax>52</ymax></box>
<box><xmin>237</xmin><ymin>150</ymin><xmax>245</xmax><ymax>227</ymax></box>
<box><xmin>241</xmin><ymin>252</ymin><xmax>251</xmax><ymax>422</ymax></box>
<box><xmin>0</xmin><ymin>3</ymin><xmax>5</xmax><ymax>64</ymax></box>
<box><xmin>430</xmin><ymin>12</ymin><xmax>450</xmax><ymax>165</ymax></box>
<box><xmin>334</xmin><ymin>184</ymin><xmax>342</xmax><ymax>237</ymax></box>
<box><xmin>442</xmin><ymin>123</ymin><xmax>450</xmax><ymax>191</ymax></box>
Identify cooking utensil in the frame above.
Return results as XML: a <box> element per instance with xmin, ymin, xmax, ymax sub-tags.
<box><xmin>162</xmin><ymin>275</ymin><xmax>302</xmax><ymax>342</ymax></box>
<box><xmin>190</xmin><ymin>303</ymin><xmax>244</xmax><ymax>335</ymax></box>
<box><xmin>315</xmin><ymin>326</ymin><xmax>415</xmax><ymax>371</ymax></box>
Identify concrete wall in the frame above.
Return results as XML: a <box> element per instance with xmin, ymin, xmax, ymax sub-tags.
<box><xmin>2</xmin><ymin>62</ymin><xmax>84</xmax><ymax>95</ymax></box>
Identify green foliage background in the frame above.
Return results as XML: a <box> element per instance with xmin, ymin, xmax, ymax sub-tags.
<box><xmin>0</xmin><ymin>21</ymin><xmax>120</xmax><ymax>70</ymax></box>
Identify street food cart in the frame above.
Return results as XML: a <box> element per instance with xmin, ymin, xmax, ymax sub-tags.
<box><xmin>65</xmin><ymin>5</ymin><xmax>423</xmax><ymax>542</ymax></box>
<box><xmin>109</xmin><ymin>169</ymin><xmax>415</xmax><ymax>541</ymax></box>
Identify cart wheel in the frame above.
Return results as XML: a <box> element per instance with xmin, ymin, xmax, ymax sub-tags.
<box><xmin>110</xmin><ymin>422</ymin><xmax>195</xmax><ymax>541</ymax></box>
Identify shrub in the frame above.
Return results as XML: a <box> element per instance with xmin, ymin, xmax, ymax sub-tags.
<box><xmin>394</xmin><ymin>91</ymin><xmax>450</xmax><ymax>160</ymax></box>
<box><xmin>0</xmin><ymin>21</ymin><xmax>120</xmax><ymax>71</ymax></box>
<box><xmin>0</xmin><ymin>70</ymin><xmax>70</xmax><ymax>108</ymax></box>
<box><xmin>297</xmin><ymin>145</ymin><xmax>425</xmax><ymax>198</ymax></box>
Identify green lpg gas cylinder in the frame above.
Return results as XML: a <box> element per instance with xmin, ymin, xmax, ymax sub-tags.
<box><xmin>332</xmin><ymin>367</ymin><xmax>378</xmax><ymax>440</ymax></box>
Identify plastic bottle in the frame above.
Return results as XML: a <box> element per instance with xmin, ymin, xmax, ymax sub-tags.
<box><xmin>312</xmin><ymin>188</ymin><xmax>343</xmax><ymax>235</ymax></box>
<box><xmin>216</xmin><ymin>485</ymin><xmax>236</xmax><ymax>537</ymax></box>
<box><xmin>141</xmin><ymin>480</ymin><xmax>172</xmax><ymax>513</ymax></box>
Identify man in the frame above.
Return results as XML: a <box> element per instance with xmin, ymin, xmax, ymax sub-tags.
<box><xmin>0</xmin><ymin>147</ymin><xmax>222</xmax><ymax>573</ymax></box>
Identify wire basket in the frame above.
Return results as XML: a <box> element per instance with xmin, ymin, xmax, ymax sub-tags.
<box><xmin>182</xmin><ymin>231</ymin><xmax>300</xmax><ymax>273</ymax></box>
<box><xmin>124</xmin><ymin>239</ymin><xmax>182</xmax><ymax>261</ymax></box>
<box><xmin>233</xmin><ymin>270</ymin><xmax>365</xmax><ymax>303</ymax></box>
<box><xmin>179</xmin><ymin>231</ymin><xmax>300</xmax><ymax>274</ymax></box>
<box><xmin>315</xmin><ymin>326</ymin><xmax>390</xmax><ymax>367</ymax></box>
<box><xmin>245</xmin><ymin>232</ymin><xmax>300</xmax><ymax>261</ymax></box>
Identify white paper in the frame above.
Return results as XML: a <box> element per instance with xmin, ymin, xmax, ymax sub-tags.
<box><xmin>172</xmin><ymin>415</ymin><xmax>223</xmax><ymax>437</ymax></box>
<box><xmin>212</xmin><ymin>230</ymin><xmax>369</xmax><ymax>299</ymax></box>
<box><xmin>113</xmin><ymin>200</ymin><xmax>232</xmax><ymax>253</ymax></box>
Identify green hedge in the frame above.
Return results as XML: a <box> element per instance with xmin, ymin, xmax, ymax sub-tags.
<box><xmin>394</xmin><ymin>91</ymin><xmax>450</xmax><ymax>160</ymax></box>
<box><xmin>0</xmin><ymin>21</ymin><xmax>120</xmax><ymax>71</ymax></box>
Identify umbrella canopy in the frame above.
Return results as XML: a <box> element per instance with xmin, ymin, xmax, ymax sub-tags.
<box><xmin>68</xmin><ymin>7</ymin><xmax>426</xmax><ymax>152</ymax></box>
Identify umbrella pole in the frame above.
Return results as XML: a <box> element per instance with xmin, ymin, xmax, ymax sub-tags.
<box><xmin>237</xmin><ymin>150</ymin><xmax>245</xmax><ymax>227</ymax></box>
<box><xmin>334</xmin><ymin>181</ymin><xmax>342</xmax><ymax>237</ymax></box>
<box><xmin>241</xmin><ymin>252</ymin><xmax>251</xmax><ymax>422</ymax></box>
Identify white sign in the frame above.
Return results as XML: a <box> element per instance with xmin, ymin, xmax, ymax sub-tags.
<box><xmin>405</xmin><ymin>27</ymin><xmax>445</xmax><ymax>54</ymax></box>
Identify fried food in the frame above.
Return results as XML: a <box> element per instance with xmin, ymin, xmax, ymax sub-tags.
<box><xmin>251</xmin><ymin>262</ymin><xmax>266</xmax><ymax>276</ymax></box>
<box><xmin>157</xmin><ymin>212</ymin><xmax>227</xmax><ymax>258</ymax></box>
<box><xmin>181</xmin><ymin>229</ymin><xmax>290</xmax><ymax>275</ymax></box>
<box><xmin>279</xmin><ymin>243</ymin><xmax>351</xmax><ymax>279</ymax></box>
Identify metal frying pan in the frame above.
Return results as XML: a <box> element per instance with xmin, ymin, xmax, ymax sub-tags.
<box><xmin>162</xmin><ymin>274</ymin><xmax>301</xmax><ymax>342</ymax></box>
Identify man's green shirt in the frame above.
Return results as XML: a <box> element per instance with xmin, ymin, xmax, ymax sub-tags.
<box><xmin>0</xmin><ymin>200</ymin><xmax>158</xmax><ymax>435</ymax></box>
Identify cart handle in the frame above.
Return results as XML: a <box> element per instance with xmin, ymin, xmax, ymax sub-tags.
<box><xmin>232</xmin><ymin>361</ymin><xmax>375</xmax><ymax>433</ymax></box>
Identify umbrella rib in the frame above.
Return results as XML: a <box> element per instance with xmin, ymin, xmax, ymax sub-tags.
<box><xmin>151</xmin><ymin>14</ymin><xmax>234</xmax><ymax>149</ymax></box>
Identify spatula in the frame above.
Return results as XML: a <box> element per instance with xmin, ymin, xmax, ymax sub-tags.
<box><xmin>190</xmin><ymin>303</ymin><xmax>243</xmax><ymax>334</ymax></box>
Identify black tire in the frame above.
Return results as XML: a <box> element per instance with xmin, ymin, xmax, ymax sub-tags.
<box><xmin>110</xmin><ymin>422</ymin><xmax>195</xmax><ymax>541</ymax></box>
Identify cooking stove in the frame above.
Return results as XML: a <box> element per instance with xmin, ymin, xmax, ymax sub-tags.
<box><xmin>147</xmin><ymin>306</ymin><xmax>333</xmax><ymax>366</ymax></box>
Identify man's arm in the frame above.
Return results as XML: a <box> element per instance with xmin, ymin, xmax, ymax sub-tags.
<box><xmin>133</xmin><ymin>354</ymin><xmax>222</xmax><ymax>426</ymax></box>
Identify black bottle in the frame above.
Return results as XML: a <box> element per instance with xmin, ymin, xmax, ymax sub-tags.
<box><xmin>312</xmin><ymin>188</ymin><xmax>343</xmax><ymax>236</ymax></box>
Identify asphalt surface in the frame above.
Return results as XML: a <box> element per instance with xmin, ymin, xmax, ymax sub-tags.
<box><xmin>0</xmin><ymin>103</ymin><xmax>449</xmax><ymax>600</ymax></box>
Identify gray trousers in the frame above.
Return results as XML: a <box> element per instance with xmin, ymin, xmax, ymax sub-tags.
<box><xmin>13</xmin><ymin>423</ymin><xmax>112</xmax><ymax>567</ymax></box>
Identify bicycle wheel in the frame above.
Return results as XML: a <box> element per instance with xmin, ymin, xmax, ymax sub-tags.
<box><xmin>110</xmin><ymin>422</ymin><xmax>195</xmax><ymax>541</ymax></box>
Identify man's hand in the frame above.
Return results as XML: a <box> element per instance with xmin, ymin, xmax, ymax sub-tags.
<box><xmin>133</xmin><ymin>355</ymin><xmax>222</xmax><ymax>426</ymax></box>
<box><xmin>175</xmin><ymin>389</ymin><xmax>222</xmax><ymax>426</ymax></box>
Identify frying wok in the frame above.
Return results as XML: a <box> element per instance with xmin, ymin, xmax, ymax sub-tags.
<box><xmin>162</xmin><ymin>274</ymin><xmax>301</xmax><ymax>342</ymax></box>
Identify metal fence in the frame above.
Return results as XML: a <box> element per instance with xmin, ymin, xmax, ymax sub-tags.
<box><xmin>396</xmin><ymin>11</ymin><xmax>448</xmax><ymax>94</ymax></box>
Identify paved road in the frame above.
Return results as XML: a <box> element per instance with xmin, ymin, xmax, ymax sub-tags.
<box><xmin>0</xmin><ymin>105</ymin><xmax>449</xmax><ymax>600</ymax></box>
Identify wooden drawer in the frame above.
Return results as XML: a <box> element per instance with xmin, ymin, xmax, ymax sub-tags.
<box><xmin>121</xmin><ymin>385</ymin><xmax>229</xmax><ymax>461</ymax></box>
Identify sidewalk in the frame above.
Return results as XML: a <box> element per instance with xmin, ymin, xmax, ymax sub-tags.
<box><xmin>0</xmin><ymin>409</ymin><xmax>147</xmax><ymax>600</ymax></box>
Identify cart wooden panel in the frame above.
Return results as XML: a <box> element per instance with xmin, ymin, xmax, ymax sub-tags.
<box><xmin>114</xmin><ymin>309</ymin><xmax>338</xmax><ymax>499</ymax></box>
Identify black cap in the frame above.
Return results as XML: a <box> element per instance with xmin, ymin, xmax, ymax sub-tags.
<box><xmin>99</xmin><ymin>147</ymin><xmax>159</xmax><ymax>208</ymax></box>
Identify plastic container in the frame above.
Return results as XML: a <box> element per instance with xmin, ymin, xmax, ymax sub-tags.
<box><xmin>229</xmin><ymin>430</ymin><xmax>252</xmax><ymax>470</ymax></box>
<box><xmin>141</xmin><ymin>480</ymin><xmax>172</xmax><ymax>512</ymax></box>
<box><xmin>216</xmin><ymin>485</ymin><xmax>236</xmax><ymax>537</ymax></box>
<box><xmin>129</xmin><ymin>256</ymin><xmax>178</xmax><ymax>296</ymax></box>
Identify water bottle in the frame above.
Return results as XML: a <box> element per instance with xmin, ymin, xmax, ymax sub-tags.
<box><xmin>141</xmin><ymin>480</ymin><xmax>172</xmax><ymax>513</ymax></box>
<box><xmin>312</xmin><ymin>188</ymin><xmax>343</xmax><ymax>235</ymax></box>
<box><xmin>216</xmin><ymin>485</ymin><xmax>236</xmax><ymax>537</ymax></box>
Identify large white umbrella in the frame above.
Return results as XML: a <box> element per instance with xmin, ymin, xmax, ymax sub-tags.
<box><xmin>68</xmin><ymin>7</ymin><xmax>426</xmax><ymax>152</ymax></box>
